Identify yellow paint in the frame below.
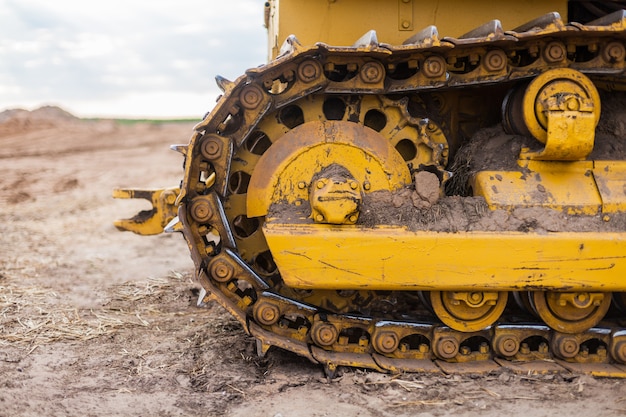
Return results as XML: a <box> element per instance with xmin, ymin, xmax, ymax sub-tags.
<box><xmin>247</xmin><ymin>120</ymin><xmax>411</xmax><ymax>217</ymax></box>
<box><xmin>113</xmin><ymin>187</ymin><xmax>180</xmax><ymax>235</ymax></box>
<box><xmin>472</xmin><ymin>160</ymin><xmax>626</xmax><ymax>215</ymax></box>
<box><xmin>593</xmin><ymin>162</ymin><xmax>626</xmax><ymax>213</ymax></box>
<box><xmin>520</xmin><ymin>110</ymin><xmax>596</xmax><ymax>161</ymax></box>
<box><xmin>516</xmin><ymin>69</ymin><xmax>600</xmax><ymax>160</ymax></box>
<box><xmin>521</xmin><ymin>69</ymin><xmax>600</xmax><ymax>146</ymax></box>
<box><xmin>472</xmin><ymin>160</ymin><xmax>601</xmax><ymax>215</ymax></box>
<box><xmin>267</xmin><ymin>0</ymin><xmax>568</xmax><ymax>59</ymax></box>
<box><xmin>430</xmin><ymin>291</ymin><xmax>508</xmax><ymax>331</ymax></box>
<box><xmin>263</xmin><ymin>221</ymin><xmax>626</xmax><ymax>291</ymax></box>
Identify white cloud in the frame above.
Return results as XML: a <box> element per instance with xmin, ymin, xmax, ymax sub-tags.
<box><xmin>0</xmin><ymin>0</ymin><xmax>267</xmax><ymax>118</ymax></box>
<box><xmin>59</xmin><ymin>33</ymin><xmax>118</xmax><ymax>59</ymax></box>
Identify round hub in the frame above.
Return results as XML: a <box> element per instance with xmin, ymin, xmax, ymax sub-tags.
<box><xmin>246</xmin><ymin>120</ymin><xmax>412</xmax><ymax>218</ymax></box>
<box><xmin>531</xmin><ymin>291</ymin><xmax>611</xmax><ymax>334</ymax></box>
<box><xmin>253</xmin><ymin>301</ymin><xmax>281</xmax><ymax>326</ymax></box>
<box><xmin>434</xmin><ymin>336</ymin><xmax>459</xmax><ymax>359</ymax></box>
<box><xmin>373</xmin><ymin>331</ymin><xmax>400</xmax><ymax>354</ymax></box>
<box><xmin>551</xmin><ymin>334</ymin><xmax>580</xmax><ymax>359</ymax></box>
<box><xmin>494</xmin><ymin>334</ymin><xmax>520</xmax><ymax>357</ymax></box>
<box><xmin>430</xmin><ymin>291</ymin><xmax>508</xmax><ymax>332</ymax></box>
<box><xmin>311</xmin><ymin>322</ymin><xmax>339</xmax><ymax>347</ymax></box>
<box><xmin>502</xmin><ymin>68</ymin><xmax>600</xmax><ymax>143</ymax></box>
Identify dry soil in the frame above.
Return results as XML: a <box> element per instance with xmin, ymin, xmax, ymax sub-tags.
<box><xmin>1</xmin><ymin>108</ymin><xmax>625</xmax><ymax>417</ymax></box>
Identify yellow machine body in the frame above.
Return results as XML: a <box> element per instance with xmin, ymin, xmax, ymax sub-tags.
<box><xmin>264</xmin><ymin>225</ymin><xmax>626</xmax><ymax>291</ymax></box>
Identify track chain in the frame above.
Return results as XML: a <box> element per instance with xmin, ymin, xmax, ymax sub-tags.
<box><xmin>177</xmin><ymin>11</ymin><xmax>626</xmax><ymax>377</ymax></box>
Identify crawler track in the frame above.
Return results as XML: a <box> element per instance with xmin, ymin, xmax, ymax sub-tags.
<box><xmin>175</xmin><ymin>12</ymin><xmax>626</xmax><ymax>377</ymax></box>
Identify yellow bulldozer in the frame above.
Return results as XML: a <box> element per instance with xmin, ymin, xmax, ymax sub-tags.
<box><xmin>115</xmin><ymin>0</ymin><xmax>626</xmax><ymax>377</ymax></box>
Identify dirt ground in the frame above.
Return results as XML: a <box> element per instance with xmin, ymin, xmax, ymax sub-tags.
<box><xmin>1</xmin><ymin>107</ymin><xmax>625</xmax><ymax>417</ymax></box>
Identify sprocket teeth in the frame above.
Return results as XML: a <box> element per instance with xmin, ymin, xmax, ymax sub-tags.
<box><xmin>458</xmin><ymin>19</ymin><xmax>505</xmax><ymax>40</ymax></box>
<box><xmin>511</xmin><ymin>12</ymin><xmax>565</xmax><ymax>34</ymax></box>
<box><xmin>278</xmin><ymin>34</ymin><xmax>302</xmax><ymax>57</ymax></box>
<box><xmin>170</xmin><ymin>144</ymin><xmax>188</xmax><ymax>156</ymax></box>
<box><xmin>164</xmin><ymin>216</ymin><xmax>183</xmax><ymax>233</ymax></box>
<box><xmin>352</xmin><ymin>30</ymin><xmax>379</xmax><ymax>48</ymax></box>
<box><xmin>215</xmin><ymin>75</ymin><xmax>235</xmax><ymax>93</ymax></box>
<box><xmin>402</xmin><ymin>25</ymin><xmax>440</xmax><ymax>47</ymax></box>
<box><xmin>586</xmin><ymin>9</ymin><xmax>626</xmax><ymax>28</ymax></box>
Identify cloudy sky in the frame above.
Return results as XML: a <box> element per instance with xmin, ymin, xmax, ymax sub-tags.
<box><xmin>0</xmin><ymin>0</ymin><xmax>267</xmax><ymax>118</ymax></box>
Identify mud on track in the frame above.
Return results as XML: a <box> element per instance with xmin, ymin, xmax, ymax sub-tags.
<box><xmin>0</xmin><ymin>108</ymin><xmax>624</xmax><ymax>417</ymax></box>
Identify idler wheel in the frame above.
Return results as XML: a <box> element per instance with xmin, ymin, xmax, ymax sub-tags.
<box><xmin>531</xmin><ymin>291</ymin><xmax>611</xmax><ymax>334</ymax></box>
<box><xmin>430</xmin><ymin>291</ymin><xmax>508</xmax><ymax>332</ymax></box>
<box><xmin>502</xmin><ymin>68</ymin><xmax>600</xmax><ymax>143</ymax></box>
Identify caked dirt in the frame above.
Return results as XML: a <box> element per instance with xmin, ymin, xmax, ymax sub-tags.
<box><xmin>1</xmin><ymin>107</ymin><xmax>625</xmax><ymax>417</ymax></box>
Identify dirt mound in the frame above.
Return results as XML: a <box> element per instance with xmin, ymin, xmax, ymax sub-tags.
<box><xmin>1</xmin><ymin>112</ymin><xmax>625</xmax><ymax>416</ymax></box>
<box><xmin>0</xmin><ymin>105</ymin><xmax>80</xmax><ymax>135</ymax></box>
